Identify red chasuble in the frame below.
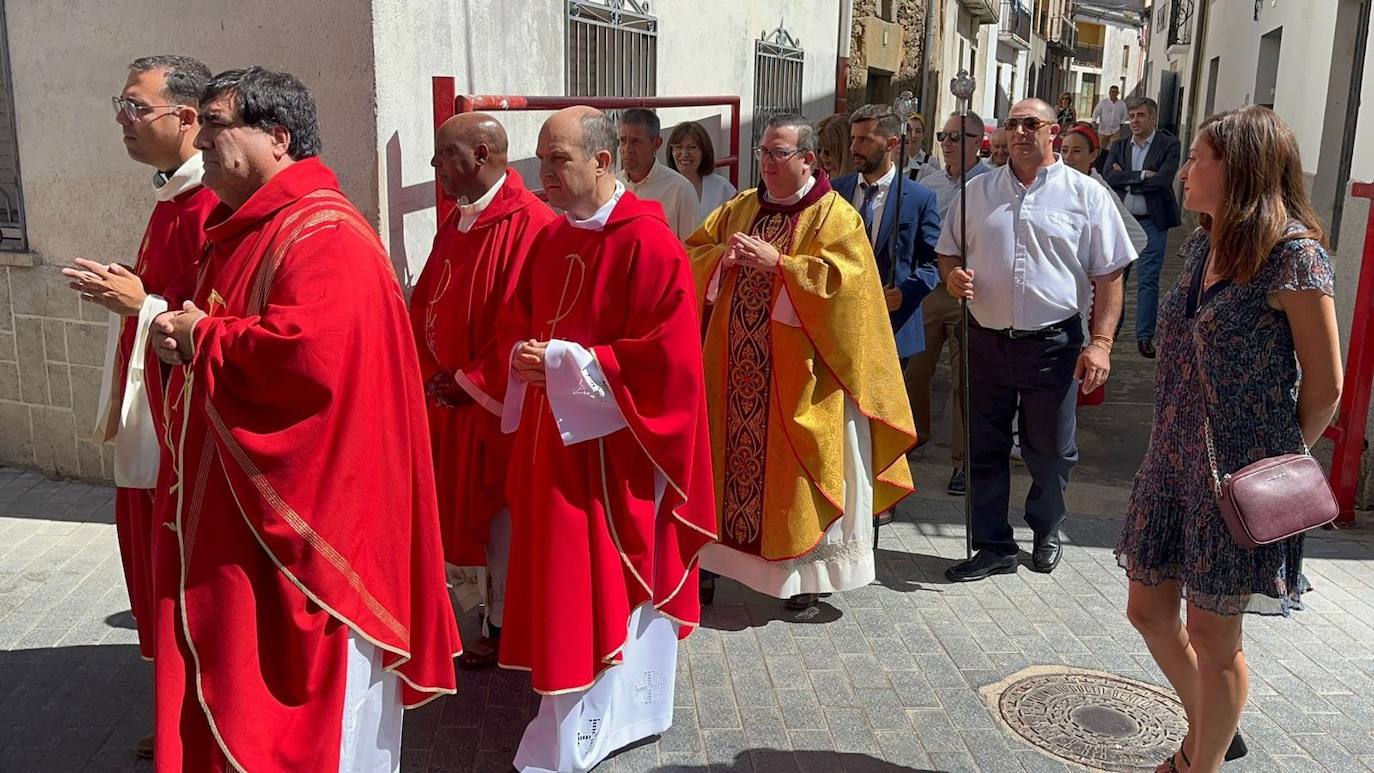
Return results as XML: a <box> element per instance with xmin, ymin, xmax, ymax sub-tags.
<box><xmin>148</xmin><ymin>159</ymin><xmax>460</xmax><ymax>771</ymax></box>
<box><xmin>105</xmin><ymin>181</ymin><xmax>216</xmax><ymax>661</ymax></box>
<box><xmin>409</xmin><ymin>169</ymin><xmax>555</xmax><ymax>565</ymax></box>
<box><xmin>497</xmin><ymin>191</ymin><xmax>717</xmax><ymax>694</ymax></box>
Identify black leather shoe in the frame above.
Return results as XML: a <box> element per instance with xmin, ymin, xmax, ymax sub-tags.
<box><xmin>1138</xmin><ymin>338</ymin><xmax>1156</xmax><ymax>359</ymax></box>
<box><xmin>947</xmin><ymin>468</ymin><xmax>967</xmax><ymax>496</ymax></box>
<box><xmin>1032</xmin><ymin>531</ymin><xmax>1062</xmax><ymax>573</ymax></box>
<box><xmin>1226</xmin><ymin>730</ymin><xmax>1248</xmax><ymax>761</ymax></box>
<box><xmin>945</xmin><ymin>550</ymin><xmax>1017</xmax><ymax>582</ymax></box>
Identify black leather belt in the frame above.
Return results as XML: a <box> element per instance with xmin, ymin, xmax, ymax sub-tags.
<box><xmin>971</xmin><ymin>314</ymin><xmax>1080</xmax><ymax>340</ymax></box>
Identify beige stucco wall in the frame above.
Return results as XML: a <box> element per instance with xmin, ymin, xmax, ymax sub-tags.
<box><xmin>0</xmin><ymin>0</ymin><xmax>378</xmax><ymax>479</ymax></box>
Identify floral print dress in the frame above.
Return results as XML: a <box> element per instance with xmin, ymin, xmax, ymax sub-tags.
<box><xmin>1116</xmin><ymin>224</ymin><xmax>1334</xmax><ymax>616</ymax></box>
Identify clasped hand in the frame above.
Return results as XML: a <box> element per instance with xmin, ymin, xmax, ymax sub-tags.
<box><xmin>946</xmin><ymin>267</ymin><xmax>975</xmax><ymax>300</ymax></box>
<box><xmin>151</xmin><ymin>301</ymin><xmax>208</xmax><ymax>366</ymax></box>
<box><xmin>62</xmin><ymin>258</ymin><xmax>147</xmax><ymax>316</ymax></box>
<box><xmin>723</xmin><ymin>233</ymin><xmax>781</xmax><ymax>272</ymax></box>
<box><xmin>512</xmin><ymin>339</ymin><xmax>549</xmax><ymax>385</ymax></box>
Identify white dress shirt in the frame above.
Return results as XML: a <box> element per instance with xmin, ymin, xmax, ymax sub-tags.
<box><xmin>455</xmin><ymin>171</ymin><xmax>506</xmax><ymax>233</ymax></box>
<box><xmin>617</xmin><ymin>161</ymin><xmax>699</xmax><ymax>240</ymax></box>
<box><xmin>848</xmin><ymin>163</ymin><xmax>897</xmax><ymax>244</ymax></box>
<box><xmin>1123</xmin><ymin>131</ymin><xmax>1155</xmax><ymax>217</ymax></box>
<box><xmin>936</xmin><ymin>159</ymin><xmax>1138</xmax><ymax>331</ymax></box>
<box><xmin>917</xmin><ymin>160</ymin><xmax>993</xmax><ymax>220</ymax></box>
<box><xmin>1092</xmin><ymin>98</ymin><xmax>1127</xmax><ymax>137</ymax></box>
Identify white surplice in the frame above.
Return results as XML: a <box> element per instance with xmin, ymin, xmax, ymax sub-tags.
<box><xmin>338</xmin><ymin>632</ymin><xmax>403</xmax><ymax>773</ymax></box>
<box><xmin>502</xmin><ymin>185</ymin><xmax>682</xmax><ymax>772</ymax></box>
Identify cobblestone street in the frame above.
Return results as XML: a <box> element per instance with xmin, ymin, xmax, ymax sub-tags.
<box><xmin>2</xmin><ymin>465</ymin><xmax>1373</xmax><ymax>772</ymax></box>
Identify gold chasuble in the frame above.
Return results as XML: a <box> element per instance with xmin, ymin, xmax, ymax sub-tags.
<box><xmin>686</xmin><ymin>177</ymin><xmax>916</xmax><ymax>574</ymax></box>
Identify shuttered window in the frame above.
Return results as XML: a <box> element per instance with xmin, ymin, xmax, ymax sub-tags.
<box><xmin>0</xmin><ymin>1</ymin><xmax>25</xmax><ymax>252</ymax></box>
<box><xmin>566</xmin><ymin>0</ymin><xmax>657</xmax><ymax>98</ymax></box>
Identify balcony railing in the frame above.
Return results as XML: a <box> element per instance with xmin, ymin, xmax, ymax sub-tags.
<box><xmin>1046</xmin><ymin>13</ymin><xmax>1076</xmax><ymax>54</ymax></box>
<box><xmin>1167</xmin><ymin>0</ymin><xmax>1194</xmax><ymax>47</ymax></box>
<box><xmin>1074</xmin><ymin>42</ymin><xmax>1104</xmax><ymax>67</ymax></box>
<box><xmin>999</xmin><ymin>0</ymin><xmax>1033</xmax><ymax>47</ymax></box>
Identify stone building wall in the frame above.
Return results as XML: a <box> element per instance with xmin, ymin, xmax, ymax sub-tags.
<box><xmin>846</xmin><ymin>0</ymin><xmax>930</xmax><ymax>109</ymax></box>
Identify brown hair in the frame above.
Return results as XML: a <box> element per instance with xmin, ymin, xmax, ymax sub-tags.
<box><xmin>816</xmin><ymin>113</ymin><xmax>854</xmax><ymax>176</ymax></box>
<box><xmin>666</xmin><ymin>120</ymin><xmax>716</xmax><ymax>177</ymax></box>
<box><xmin>1197</xmin><ymin>105</ymin><xmax>1325</xmax><ymax>284</ymax></box>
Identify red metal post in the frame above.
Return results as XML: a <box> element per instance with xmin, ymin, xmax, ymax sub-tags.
<box><xmin>1322</xmin><ymin>182</ymin><xmax>1374</xmax><ymax>525</ymax></box>
<box><xmin>432</xmin><ymin>76</ymin><xmax>457</xmax><ymax>223</ymax></box>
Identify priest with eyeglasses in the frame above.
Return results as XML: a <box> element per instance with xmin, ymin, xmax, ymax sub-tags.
<box><xmin>686</xmin><ymin>114</ymin><xmax>917</xmax><ymax>611</ymax></box>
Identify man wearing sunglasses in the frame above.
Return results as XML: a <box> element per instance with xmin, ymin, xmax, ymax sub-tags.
<box><xmin>60</xmin><ymin>55</ymin><xmax>216</xmax><ymax>761</ymax></box>
<box><xmin>940</xmin><ymin>99</ymin><xmax>1136</xmax><ymax>582</ymax></box>
<box><xmin>687</xmin><ymin>114</ymin><xmax>916</xmax><ymax>611</ymax></box>
<box><xmin>906</xmin><ymin>111</ymin><xmax>993</xmax><ymax>496</ymax></box>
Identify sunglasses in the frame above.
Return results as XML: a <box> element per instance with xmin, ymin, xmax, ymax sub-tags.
<box><xmin>1002</xmin><ymin>116</ymin><xmax>1050</xmax><ymax>133</ymax></box>
<box><xmin>936</xmin><ymin>131</ymin><xmax>981</xmax><ymax>142</ymax></box>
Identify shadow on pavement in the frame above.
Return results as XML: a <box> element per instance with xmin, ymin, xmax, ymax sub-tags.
<box><xmin>651</xmin><ymin>748</ymin><xmax>938</xmax><ymax>772</ymax></box>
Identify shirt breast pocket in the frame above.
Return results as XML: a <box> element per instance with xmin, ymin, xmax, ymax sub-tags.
<box><xmin>1037</xmin><ymin>210</ymin><xmax>1085</xmax><ymax>249</ymax></box>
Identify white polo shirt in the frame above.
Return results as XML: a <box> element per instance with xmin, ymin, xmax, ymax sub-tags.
<box><xmin>936</xmin><ymin>158</ymin><xmax>1137</xmax><ymax>331</ymax></box>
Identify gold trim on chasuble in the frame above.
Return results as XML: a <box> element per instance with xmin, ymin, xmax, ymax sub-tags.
<box><xmin>720</xmin><ymin>212</ymin><xmax>796</xmax><ymax>555</ymax></box>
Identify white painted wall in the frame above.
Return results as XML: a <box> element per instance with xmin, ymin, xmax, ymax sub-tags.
<box><xmin>5</xmin><ymin>0</ymin><xmax>378</xmax><ymax>268</ymax></box>
<box><xmin>371</xmin><ymin>0</ymin><xmax>844</xmax><ymax>285</ymax></box>
<box><xmin>1198</xmin><ymin>0</ymin><xmax>1338</xmax><ymax>174</ymax></box>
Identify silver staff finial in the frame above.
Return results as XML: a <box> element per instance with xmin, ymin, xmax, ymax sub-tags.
<box><xmin>950</xmin><ymin>69</ymin><xmax>976</xmax><ymax>101</ymax></box>
<box><xmin>893</xmin><ymin>90</ymin><xmax>919</xmax><ymax>122</ymax></box>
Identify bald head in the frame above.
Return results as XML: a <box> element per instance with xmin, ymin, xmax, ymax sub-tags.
<box><xmin>538</xmin><ymin>106</ymin><xmax>618</xmax><ymax>218</ymax></box>
<box><xmin>1015</xmin><ymin>98</ymin><xmax>1057</xmax><ymax>123</ymax></box>
<box><xmin>1006</xmin><ymin>98</ymin><xmax>1060</xmax><ymax>175</ymax></box>
<box><xmin>431</xmin><ymin>112</ymin><xmax>509</xmax><ymax>202</ymax></box>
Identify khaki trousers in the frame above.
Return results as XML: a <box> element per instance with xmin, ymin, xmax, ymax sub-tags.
<box><xmin>903</xmin><ymin>287</ymin><xmax>965</xmax><ymax>466</ymax></box>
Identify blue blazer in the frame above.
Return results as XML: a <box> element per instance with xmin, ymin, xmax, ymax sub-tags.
<box><xmin>832</xmin><ymin>172</ymin><xmax>942</xmax><ymax>357</ymax></box>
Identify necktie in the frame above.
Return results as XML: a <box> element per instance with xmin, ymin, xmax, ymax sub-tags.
<box><xmin>859</xmin><ymin>182</ymin><xmax>879</xmax><ymax>237</ymax></box>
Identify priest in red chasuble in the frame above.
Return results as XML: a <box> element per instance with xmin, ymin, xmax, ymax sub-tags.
<box><xmin>496</xmin><ymin>106</ymin><xmax>716</xmax><ymax>772</ymax></box>
<box><xmin>410</xmin><ymin>113</ymin><xmax>555</xmax><ymax>670</ymax></box>
<box><xmin>61</xmin><ymin>55</ymin><xmax>216</xmax><ymax>760</ymax></box>
<box><xmin>147</xmin><ymin>67</ymin><xmax>459</xmax><ymax>772</ymax></box>
<box><xmin>686</xmin><ymin>113</ymin><xmax>918</xmax><ymax>610</ymax></box>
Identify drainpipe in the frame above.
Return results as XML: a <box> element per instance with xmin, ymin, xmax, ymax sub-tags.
<box><xmin>837</xmin><ymin>0</ymin><xmax>854</xmax><ymax>113</ymax></box>
<box><xmin>1181</xmin><ymin>0</ymin><xmax>1210</xmax><ymax>157</ymax></box>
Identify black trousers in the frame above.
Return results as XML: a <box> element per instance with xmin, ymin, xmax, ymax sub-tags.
<box><xmin>966</xmin><ymin>318</ymin><xmax>1082</xmax><ymax>557</ymax></box>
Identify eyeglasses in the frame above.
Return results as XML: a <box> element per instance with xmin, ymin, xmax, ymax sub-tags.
<box><xmin>754</xmin><ymin>146</ymin><xmax>805</xmax><ymax>162</ymax></box>
<box><xmin>936</xmin><ymin>131</ymin><xmax>981</xmax><ymax>142</ymax></box>
<box><xmin>112</xmin><ymin>96</ymin><xmax>184</xmax><ymax>123</ymax></box>
<box><xmin>1002</xmin><ymin>116</ymin><xmax>1050</xmax><ymax>133</ymax></box>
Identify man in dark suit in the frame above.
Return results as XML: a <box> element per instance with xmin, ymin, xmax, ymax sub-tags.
<box><xmin>1104</xmin><ymin>97</ymin><xmax>1180</xmax><ymax>359</ymax></box>
<box><xmin>832</xmin><ymin>103</ymin><xmax>942</xmax><ymax>361</ymax></box>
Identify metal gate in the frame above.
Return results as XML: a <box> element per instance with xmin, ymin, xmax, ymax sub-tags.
<box><xmin>566</xmin><ymin>0</ymin><xmax>657</xmax><ymax>98</ymax></box>
<box><xmin>752</xmin><ymin>24</ymin><xmax>804</xmax><ymax>185</ymax></box>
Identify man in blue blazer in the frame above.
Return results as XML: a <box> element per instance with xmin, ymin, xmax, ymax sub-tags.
<box><xmin>832</xmin><ymin>103</ymin><xmax>942</xmax><ymax>360</ymax></box>
<box><xmin>1103</xmin><ymin>97</ymin><xmax>1181</xmax><ymax>359</ymax></box>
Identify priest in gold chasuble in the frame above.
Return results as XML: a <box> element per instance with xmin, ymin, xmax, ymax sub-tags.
<box><xmin>686</xmin><ymin>113</ymin><xmax>917</xmax><ymax>604</ymax></box>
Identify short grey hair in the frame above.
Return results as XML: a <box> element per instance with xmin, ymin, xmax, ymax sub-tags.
<box><xmin>620</xmin><ymin>108</ymin><xmax>660</xmax><ymax>137</ymax></box>
<box><xmin>850</xmin><ymin>104</ymin><xmax>902</xmax><ymax>138</ymax></box>
<box><xmin>1127</xmin><ymin>96</ymin><xmax>1159</xmax><ymax>116</ymax></box>
<box><xmin>946</xmin><ymin>109</ymin><xmax>985</xmax><ymax>135</ymax></box>
<box><xmin>130</xmin><ymin>55</ymin><xmax>212</xmax><ymax>105</ymax></box>
<box><xmin>581</xmin><ymin>111</ymin><xmax>619</xmax><ymax>165</ymax></box>
<box><xmin>764</xmin><ymin>113</ymin><xmax>817</xmax><ymax>153</ymax></box>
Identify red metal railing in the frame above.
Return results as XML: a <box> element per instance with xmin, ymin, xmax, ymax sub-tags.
<box><xmin>432</xmin><ymin>77</ymin><xmax>742</xmax><ymax>222</ymax></box>
<box><xmin>1324</xmin><ymin>182</ymin><xmax>1374</xmax><ymax>525</ymax></box>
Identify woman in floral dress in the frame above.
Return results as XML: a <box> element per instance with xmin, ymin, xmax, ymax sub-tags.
<box><xmin>1116</xmin><ymin>106</ymin><xmax>1344</xmax><ymax>772</ymax></box>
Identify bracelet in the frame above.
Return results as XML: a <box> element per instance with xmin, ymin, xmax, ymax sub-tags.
<box><xmin>1089</xmin><ymin>339</ymin><xmax>1113</xmax><ymax>353</ymax></box>
<box><xmin>1091</xmin><ymin>334</ymin><xmax>1114</xmax><ymax>345</ymax></box>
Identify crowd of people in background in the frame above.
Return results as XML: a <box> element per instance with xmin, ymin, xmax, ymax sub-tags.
<box><xmin>70</xmin><ymin>52</ymin><xmax>1345</xmax><ymax>773</ymax></box>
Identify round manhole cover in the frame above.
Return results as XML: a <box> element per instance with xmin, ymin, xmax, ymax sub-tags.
<box><xmin>993</xmin><ymin>668</ymin><xmax>1187</xmax><ymax>771</ymax></box>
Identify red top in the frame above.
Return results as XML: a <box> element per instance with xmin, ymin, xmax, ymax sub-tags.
<box><xmin>150</xmin><ymin>158</ymin><xmax>460</xmax><ymax>770</ymax></box>
<box><xmin>496</xmin><ymin>191</ymin><xmax>718</xmax><ymax>693</ymax></box>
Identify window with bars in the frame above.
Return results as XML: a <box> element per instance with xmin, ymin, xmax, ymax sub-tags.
<box><xmin>752</xmin><ymin>25</ymin><xmax>804</xmax><ymax>184</ymax></box>
<box><xmin>0</xmin><ymin>1</ymin><xmax>25</xmax><ymax>252</ymax></box>
<box><xmin>566</xmin><ymin>0</ymin><xmax>657</xmax><ymax>97</ymax></box>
